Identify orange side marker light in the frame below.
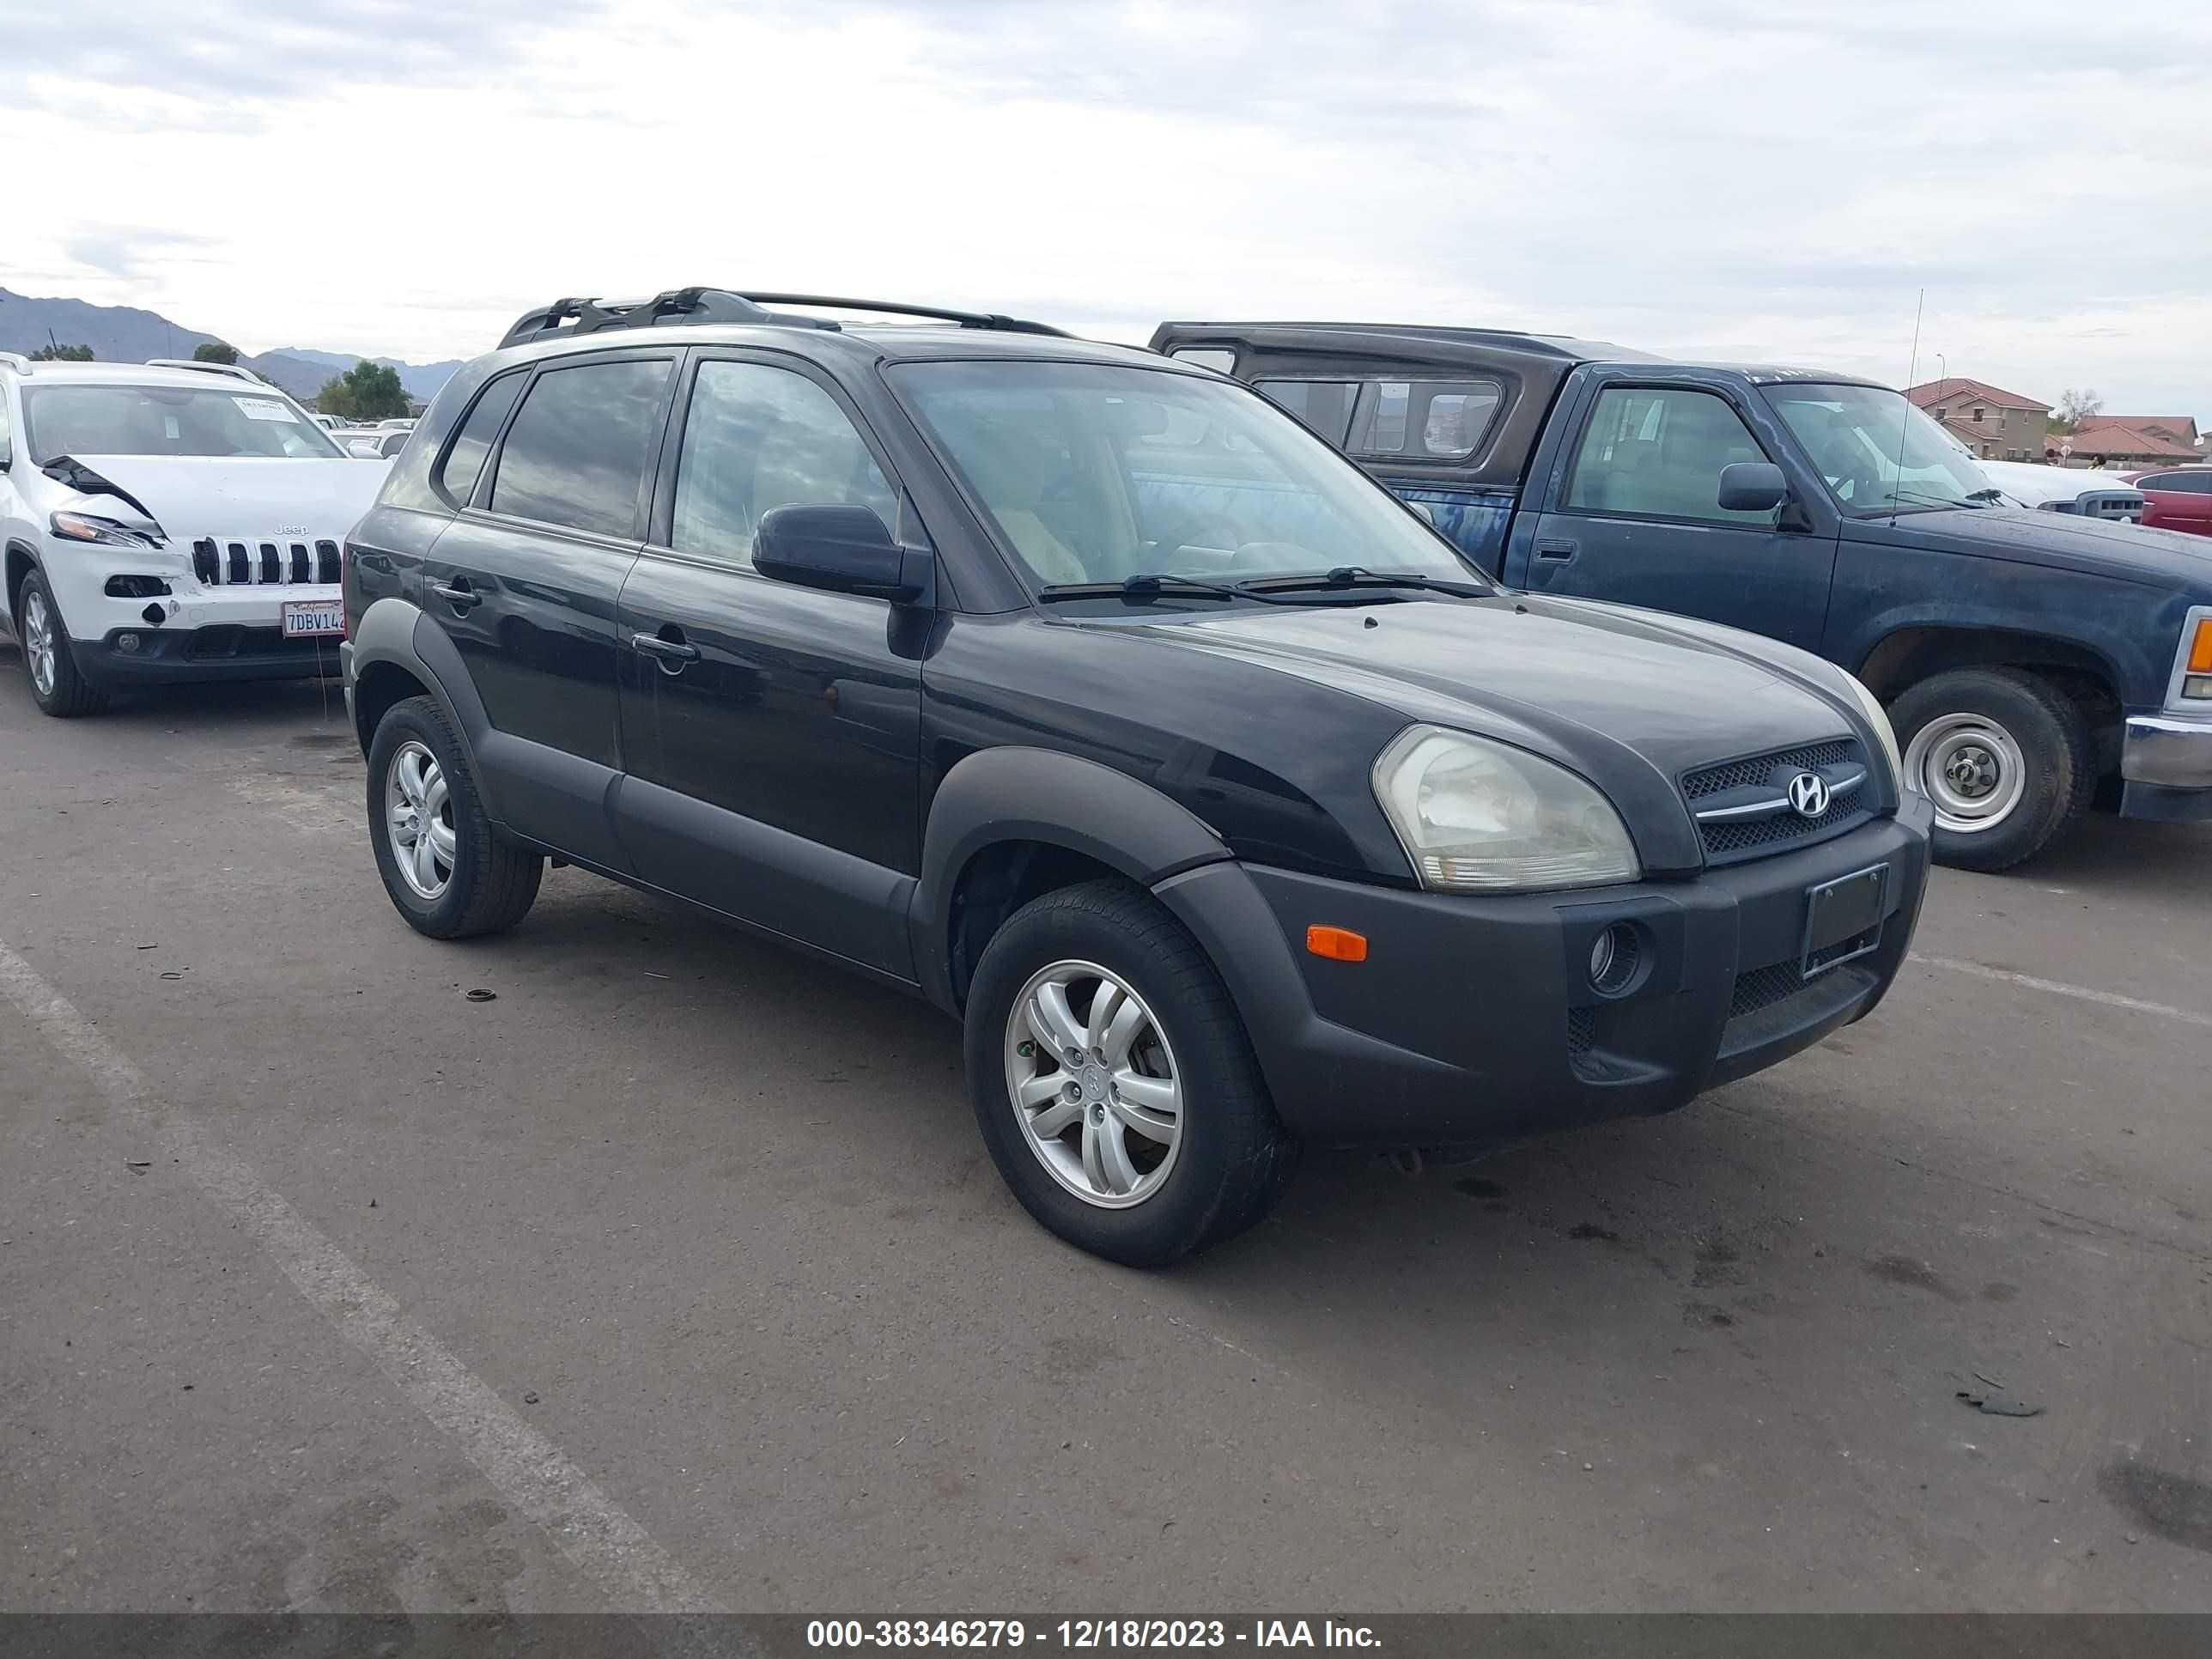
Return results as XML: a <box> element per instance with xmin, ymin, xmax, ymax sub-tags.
<box><xmin>1306</xmin><ymin>925</ymin><xmax>1369</xmax><ymax>963</ymax></box>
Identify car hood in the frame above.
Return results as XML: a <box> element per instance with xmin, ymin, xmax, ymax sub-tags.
<box><xmin>1846</xmin><ymin>504</ymin><xmax>2212</xmax><ymax>592</ymax></box>
<box><xmin>1109</xmin><ymin>593</ymin><xmax>1863</xmax><ymax>804</ymax></box>
<box><xmin>52</xmin><ymin>455</ymin><xmax>387</xmax><ymax>541</ymax></box>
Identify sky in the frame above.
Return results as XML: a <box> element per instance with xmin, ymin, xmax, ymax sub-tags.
<box><xmin>9</xmin><ymin>0</ymin><xmax>2211</xmax><ymax>416</ymax></box>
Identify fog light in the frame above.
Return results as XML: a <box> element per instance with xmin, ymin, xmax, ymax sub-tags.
<box><xmin>115</xmin><ymin>631</ymin><xmax>143</xmax><ymax>653</ymax></box>
<box><xmin>1589</xmin><ymin>922</ymin><xmax>1640</xmax><ymax>996</ymax></box>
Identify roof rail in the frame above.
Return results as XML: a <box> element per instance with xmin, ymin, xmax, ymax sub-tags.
<box><xmin>144</xmin><ymin>357</ymin><xmax>268</xmax><ymax>384</ymax></box>
<box><xmin>0</xmin><ymin>350</ymin><xmax>33</xmax><ymax>375</ymax></box>
<box><xmin>496</xmin><ymin>286</ymin><xmax>1068</xmax><ymax>350</ymax></box>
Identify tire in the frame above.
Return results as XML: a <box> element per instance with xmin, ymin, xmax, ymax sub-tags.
<box><xmin>366</xmin><ymin>695</ymin><xmax>543</xmax><ymax>938</ymax></box>
<box><xmin>963</xmin><ymin>878</ymin><xmax>1297</xmax><ymax>1267</ymax></box>
<box><xmin>15</xmin><ymin>570</ymin><xmax>109</xmax><ymax>717</ymax></box>
<box><xmin>1891</xmin><ymin>667</ymin><xmax>2094</xmax><ymax>872</ymax></box>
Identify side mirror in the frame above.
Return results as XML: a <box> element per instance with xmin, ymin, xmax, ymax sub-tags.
<box><xmin>755</xmin><ymin>505</ymin><xmax>926</xmax><ymax>602</ymax></box>
<box><xmin>1717</xmin><ymin>461</ymin><xmax>1788</xmax><ymax>513</ymax></box>
<box><xmin>1407</xmin><ymin>501</ymin><xmax>1437</xmax><ymax>526</ymax></box>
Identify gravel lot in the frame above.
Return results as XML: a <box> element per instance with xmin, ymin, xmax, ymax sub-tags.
<box><xmin>3</xmin><ymin>662</ymin><xmax>2209</xmax><ymax>1615</ymax></box>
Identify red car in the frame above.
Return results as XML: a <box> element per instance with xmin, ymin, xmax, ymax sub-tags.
<box><xmin>2124</xmin><ymin>467</ymin><xmax>2212</xmax><ymax>537</ymax></box>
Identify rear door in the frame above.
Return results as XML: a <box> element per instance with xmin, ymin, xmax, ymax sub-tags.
<box><xmin>422</xmin><ymin>350</ymin><xmax>675</xmax><ymax>868</ymax></box>
<box><xmin>612</xmin><ymin>350</ymin><xmax>923</xmax><ymax>979</ymax></box>
<box><xmin>1517</xmin><ymin>378</ymin><xmax>1838</xmax><ymax>650</ymax></box>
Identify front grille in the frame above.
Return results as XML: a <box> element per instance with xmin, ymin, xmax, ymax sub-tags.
<box><xmin>2080</xmin><ymin>494</ymin><xmax>2142</xmax><ymax>520</ymax></box>
<box><xmin>191</xmin><ymin>537</ymin><xmax>341</xmax><ymax>586</ymax></box>
<box><xmin>1682</xmin><ymin>738</ymin><xmax>1872</xmax><ymax>865</ymax></box>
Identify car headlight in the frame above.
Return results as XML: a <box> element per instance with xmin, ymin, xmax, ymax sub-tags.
<box><xmin>1837</xmin><ymin>672</ymin><xmax>1909</xmax><ymax>794</ymax></box>
<box><xmin>50</xmin><ymin>510</ymin><xmax>162</xmax><ymax>549</ymax></box>
<box><xmin>1372</xmin><ymin>726</ymin><xmax>1640</xmax><ymax>892</ymax></box>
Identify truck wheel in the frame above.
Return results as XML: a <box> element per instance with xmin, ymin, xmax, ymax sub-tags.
<box><xmin>16</xmin><ymin>571</ymin><xmax>109</xmax><ymax>718</ymax></box>
<box><xmin>964</xmin><ymin>879</ymin><xmax>1297</xmax><ymax>1267</ymax></box>
<box><xmin>1892</xmin><ymin>667</ymin><xmax>2094</xmax><ymax>872</ymax></box>
<box><xmin>367</xmin><ymin>696</ymin><xmax>544</xmax><ymax>938</ymax></box>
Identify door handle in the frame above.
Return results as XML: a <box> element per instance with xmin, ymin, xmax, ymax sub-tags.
<box><xmin>1534</xmin><ymin>538</ymin><xmax>1578</xmax><ymax>562</ymax></box>
<box><xmin>430</xmin><ymin>580</ymin><xmax>479</xmax><ymax>610</ymax></box>
<box><xmin>631</xmin><ymin>630</ymin><xmax>701</xmax><ymax>668</ymax></box>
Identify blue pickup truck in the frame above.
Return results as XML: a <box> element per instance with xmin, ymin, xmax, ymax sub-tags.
<box><xmin>1151</xmin><ymin>323</ymin><xmax>2212</xmax><ymax>870</ymax></box>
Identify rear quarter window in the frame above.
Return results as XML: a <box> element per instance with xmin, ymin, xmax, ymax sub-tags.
<box><xmin>487</xmin><ymin>358</ymin><xmax>673</xmax><ymax>537</ymax></box>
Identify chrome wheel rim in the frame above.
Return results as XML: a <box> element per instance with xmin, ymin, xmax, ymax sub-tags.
<box><xmin>22</xmin><ymin>589</ymin><xmax>57</xmax><ymax>697</ymax></box>
<box><xmin>1905</xmin><ymin>713</ymin><xmax>2027</xmax><ymax>834</ymax></box>
<box><xmin>386</xmin><ymin>740</ymin><xmax>456</xmax><ymax>899</ymax></box>
<box><xmin>1004</xmin><ymin>958</ymin><xmax>1184</xmax><ymax>1209</ymax></box>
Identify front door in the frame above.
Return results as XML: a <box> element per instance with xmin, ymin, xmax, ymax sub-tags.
<box><xmin>421</xmin><ymin>351</ymin><xmax>676</xmax><ymax>868</ymax></box>
<box><xmin>614</xmin><ymin>352</ymin><xmax>924</xmax><ymax>978</ymax></box>
<box><xmin>1521</xmin><ymin>382</ymin><xmax>1838</xmax><ymax>651</ymax></box>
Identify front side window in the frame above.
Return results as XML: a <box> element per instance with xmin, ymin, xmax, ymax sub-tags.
<box><xmin>2140</xmin><ymin>471</ymin><xmax>2212</xmax><ymax>494</ymax></box>
<box><xmin>21</xmin><ymin>384</ymin><xmax>343</xmax><ymax>463</ymax></box>
<box><xmin>891</xmin><ymin>360</ymin><xmax>1484</xmax><ymax>592</ymax></box>
<box><xmin>488</xmin><ymin>358</ymin><xmax>672</xmax><ymax>537</ymax></box>
<box><xmin>670</xmin><ymin>362</ymin><xmax>897</xmax><ymax>564</ymax></box>
<box><xmin>436</xmin><ymin>375</ymin><xmax>532</xmax><ymax>496</ymax></box>
<box><xmin>1565</xmin><ymin>387</ymin><xmax>1779</xmax><ymax>526</ymax></box>
<box><xmin>1766</xmin><ymin>382</ymin><xmax>1994</xmax><ymax>514</ymax></box>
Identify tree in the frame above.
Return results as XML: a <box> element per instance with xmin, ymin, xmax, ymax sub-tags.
<box><xmin>315</xmin><ymin>360</ymin><xmax>409</xmax><ymax>421</ymax></box>
<box><xmin>2053</xmin><ymin>387</ymin><xmax>2102</xmax><ymax>432</ymax></box>
<box><xmin>29</xmin><ymin>343</ymin><xmax>93</xmax><ymax>362</ymax></box>
<box><xmin>192</xmin><ymin>341</ymin><xmax>240</xmax><ymax>365</ymax></box>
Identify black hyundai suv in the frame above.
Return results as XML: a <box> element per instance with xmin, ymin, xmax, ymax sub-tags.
<box><xmin>342</xmin><ymin>287</ymin><xmax>1935</xmax><ymax>1266</ymax></box>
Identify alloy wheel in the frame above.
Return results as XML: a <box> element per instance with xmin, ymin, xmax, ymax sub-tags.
<box><xmin>22</xmin><ymin>589</ymin><xmax>57</xmax><ymax>698</ymax></box>
<box><xmin>386</xmin><ymin>740</ymin><xmax>457</xmax><ymax>900</ymax></box>
<box><xmin>1003</xmin><ymin>958</ymin><xmax>1184</xmax><ymax>1209</ymax></box>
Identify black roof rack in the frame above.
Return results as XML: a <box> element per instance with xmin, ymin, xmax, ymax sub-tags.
<box><xmin>497</xmin><ymin>287</ymin><xmax>1068</xmax><ymax>350</ymax></box>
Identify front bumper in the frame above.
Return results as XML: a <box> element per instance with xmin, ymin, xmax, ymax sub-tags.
<box><xmin>2121</xmin><ymin>712</ymin><xmax>2212</xmax><ymax>822</ymax></box>
<box><xmin>70</xmin><ymin>600</ymin><xmax>345</xmax><ymax>687</ymax></box>
<box><xmin>1156</xmin><ymin>796</ymin><xmax>1934</xmax><ymax>1149</ymax></box>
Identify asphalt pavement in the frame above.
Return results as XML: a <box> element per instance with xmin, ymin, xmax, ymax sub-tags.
<box><xmin>3</xmin><ymin>660</ymin><xmax>2208</xmax><ymax>1616</ymax></box>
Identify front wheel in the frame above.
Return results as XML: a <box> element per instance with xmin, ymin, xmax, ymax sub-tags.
<box><xmin>963</xmin><ymin>880</ymin><xmax>1296</xmax><ymax>1267</ymax></box>
<box><xmin>16</xmin><ymin>571</ymin><xmax>109</xmax><ymax>717</ymax></box>
<box><xmin>1891</xmin><ymin>667</ymin><xmax>2094</xmax><ymax>872</ymax></box>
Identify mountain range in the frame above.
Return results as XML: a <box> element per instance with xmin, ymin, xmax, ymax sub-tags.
<box><xmin>0</xmin><ymin>287</ymin><xmax>463</xmax><ymax>405</ymax></box>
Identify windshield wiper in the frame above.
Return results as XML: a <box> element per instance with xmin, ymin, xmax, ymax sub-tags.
<box><xmin>1241</xmin><ymin>565</ymin><xmax>1492</xmax><ymax>599</ymax></box>
<box><xmin>1964</xmin><ymin>488</ymin><xmax>2005</xmax><ymax>502</ymax></box>
<box><xmin>1036</xmin><ymin>574</ymin><xmax>1300</xmax><ymax>605</ymax></box>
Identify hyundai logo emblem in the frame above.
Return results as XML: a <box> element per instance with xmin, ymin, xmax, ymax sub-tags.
<box><xmin>1786</xmin><ymin>771</ymin><xmax>1832</xmax><ymax>818</ymax></box>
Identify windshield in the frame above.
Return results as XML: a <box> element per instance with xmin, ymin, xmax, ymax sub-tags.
<box><xmin>1766</xmin><ymin>382</ymin><xmax>1992</xmax><ymax>514</ymax></box>
<box><xmin>23</xmin><ymin>384</ymin><xmax>344</xmax><ymax>464</ymax></box>
<box><xmin>889</xmin><ymin>360</ymin><xmax>1486</xmax><ymax>592</ymax></box>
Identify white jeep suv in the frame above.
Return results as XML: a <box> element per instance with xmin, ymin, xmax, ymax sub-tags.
<box><xmin>1</xmin><ymin>356</ymin><xmax>388</xmax><ymax>715</ymax></box>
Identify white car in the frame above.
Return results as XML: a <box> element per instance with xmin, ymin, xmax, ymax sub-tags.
<box><xmin>1972</xmin><ymin>457</ymin><xmax>2146</xmax><ymax>523</ymax></box>
<box><xmin>0</xmin><ymin>356</ymin><xmax>388</xmax><ymax>715</ymax></box>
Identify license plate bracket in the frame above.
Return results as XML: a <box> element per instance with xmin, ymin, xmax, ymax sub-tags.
<box><xmin>1801</xmin><ymin>863</ymin><xmax>1888</xmax><ymax>979</ymax></box>
<box><xmin>280</xmin><ymin>599</ymin><xmax>345</xmax><ymax>639</ymax></box>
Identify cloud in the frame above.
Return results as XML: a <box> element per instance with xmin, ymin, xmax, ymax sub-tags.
<box><xmin>3</xmin><ymin>0</ymin><xmax>2208</xmax><ymax>413</ymax></box>
<box><xmin>62</xmin><ymin>226</ymin><xmax>217</xmax><ymax>284</ymax></box>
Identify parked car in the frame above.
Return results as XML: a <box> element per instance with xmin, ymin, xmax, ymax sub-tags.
<box><xmin>0</xmin><ymin>355</ymin><xmax>387</xmax><ymax>714</ymax></box>
<box><xmin>1971</xmin><ymin>458</ymin><xmax>2144</xmax><ymax>522</ymax></box>
<box><xmin>343</xmin><ymin>287</ymin><xmax>1931</xmax><ymax>1266</ymax></box>
<box><xmin>1153</xmin><ymin>324</ymin><xmax>2212</xmax><ymax>869</ymax></box>
<box><xmin>343</xmin><ymin>428</ymin><xmax>410</xmax><ymax>460</ymax></box>
<box><xmin>2124</xmin><ymin>467</ymin><xmax>2212</xmax><ymax>538</ymax></box>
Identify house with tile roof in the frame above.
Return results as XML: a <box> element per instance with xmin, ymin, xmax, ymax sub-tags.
<box><xmin>2051</xmin><ymin>420</ymin><xmax>2202</xmax><ymax>468</ymax></box>
<box><xmin>1903</xmin><ymin>376</ymin><xmax>2051</xmax><ymax>461</ymax></box>
<box><xmin>2091</xmin><ymin>415</ymin><xmax>2201</xmax><ymax>453</ymax></box>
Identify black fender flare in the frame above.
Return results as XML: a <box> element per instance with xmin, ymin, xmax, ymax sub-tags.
<box><xmin>349</xmin><ymin>597</ymin><xmax>501</xmax><ymax>811</ymax></box>
<box><xmin>908</xmin><ymin>746</ymin><xmax>1233</xmax><ymax>1012</ymax></box>
<box><xmin>4</xmin><ymin>538</ymin><xmax>44</xmax><ymax>619</ymax></box>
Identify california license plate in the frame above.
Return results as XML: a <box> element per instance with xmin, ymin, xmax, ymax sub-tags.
<box><xmin>280</xmin><ymin>599</ymin><xmax>345</xmax><ymax>638</ymax></box>
<box><xmin>1801</xmin><ymin>864</ymin><xmax>1888</xmax><ymax>976</ymax></box>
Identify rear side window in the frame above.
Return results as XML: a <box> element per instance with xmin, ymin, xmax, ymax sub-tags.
<box><xmin>489</xmin><ymin>358</ymin><xmax>672</xmax><ymax>537</ymax></box>
<box><xmin>437</xmin><ymin>374</ymin><xmax>525</xmax><ymax>504</ymax></box>
<box><xmin>1349</xmin><ymin>380</ymin><xmax>1501</xmax><ymax>460</ymax></box>
<box><xmin>1255</xmin><ymin>380</ymin><xmax>1358</xmax><ymax>446</ymax></box>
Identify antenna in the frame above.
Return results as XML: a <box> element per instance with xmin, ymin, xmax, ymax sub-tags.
<box><xmin>1891</xmin><ymin>288</ymin><xmax>1924</xmax><ymax>526</ymax></box>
